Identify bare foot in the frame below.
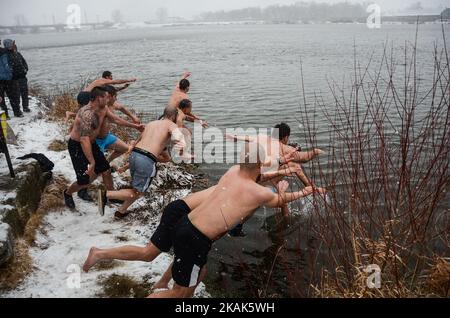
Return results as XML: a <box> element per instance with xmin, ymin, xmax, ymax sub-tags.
<box><xmin>153</xmin><ymin>279</ymin><xmax>169</xmax><ymax>291</ymax></box>
<box><xmin>83</xmin><ymin>247</ymin><xmax>101</xmax><ymax>272</ymax></box>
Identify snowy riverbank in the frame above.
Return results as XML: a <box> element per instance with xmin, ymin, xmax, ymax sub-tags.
<box><xmin>0</xmin><ymin>97</ymin><xmax>209</xmax><ymax>298</ymax></box>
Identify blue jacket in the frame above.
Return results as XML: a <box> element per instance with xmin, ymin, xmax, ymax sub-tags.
<box><xmin>0</xmin><ymin>48</ymin><xmax>12</xmax><ymax>81</ymax></box>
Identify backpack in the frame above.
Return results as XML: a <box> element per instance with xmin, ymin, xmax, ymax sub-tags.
<box><xmin>0</xmin><ymin>52</ymin><xmax>12</xmax><ymax>81</ymax></box>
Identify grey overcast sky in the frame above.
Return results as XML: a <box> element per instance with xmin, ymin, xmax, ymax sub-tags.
<box><xmin>1</xmin><ymin>0</ymin><xmax>448</xmax><ymax>25</ymax></box>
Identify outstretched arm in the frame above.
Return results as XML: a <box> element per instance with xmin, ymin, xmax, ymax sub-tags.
<box><xmin>175</xmin><ymin>72</ymin><xmax>191</xmax><ymax>89</ymax></box>
<box><xmin>225</xmin><ymin>134</ymin><xmax>256</xmax><ymax>143</ymax></box>
<box><xmin>106</xmin><ymin>109</ymin><xmax>144</xmax><ymax>132</ymax></box>
<box><xmin>86</xmin><ymin>78</ymin><xmax>137</xmax><ymax>91</ymax></box>
<box><xmin>114</xmin><ymin>102</ymin><xmax>140</xmax><ymax>124</ymax></box>
<box><xmin>106</xmin><ymin>78</ymin><xmax>137</xmax><ymax>86</ymax></box>
<box><xmin>259</xmin><ymin>165</ymin><xmax>302</xmax><ymax>183</ymax></box>
<box><xmin>185</xmin><ymin>113</ymin><xmax>208</xmax><ymax>128</ymax></box>
<box><xmin>281</xmin><ymin>144</ymin><xmax>325</xmax><ymax>164</ymax></box>
<box><xmin>264</xmin><ymin>185</ymin><xmax>326</xmax><ymax>208</ymax></box>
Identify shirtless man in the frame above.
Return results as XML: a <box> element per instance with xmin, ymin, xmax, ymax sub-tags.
<box><xmin>82</xmin><ymin>164</ymin><xmax>300</xmax><ymax>289</ymax></box>
<box><xmin>227</xmin><ymin>123</ymin><xmax>324</xmax><ymax>188</ymax></box>
<box><xmin>68</xmin><ymin>85</ymin><xmax>142</xmax><ymax>202</ymax></box>
<box><xmin>63</xmin><ymin>86</ymin><xmax>145</xmax><ymax>209</ymax></box>
<box><xmin>168</xmin><ymin>72</ymin><xmax>208</xmax><ymax>128</ymax></box>
<box><xmin>98</xmin><ymin>106</ymin><xmax>186</xmax><ymax>219</ymax></box>
<box><xmin>77</xmin><ymin>71</ymin><xmax>136</xmax><ymax>107</ymax></box>
<box><xmin>96</xmin><ymin>85</ymin><xmax>141</xmax><ymax>164</ymax></box>
<box><xmin>148</xmin><ymin>142</ymin><xmax>325</xmax><ymax>298</ymax></box>
<box><xmin>83</xmin><ymin>186</ymin><xmax>217</xmax><ymax>273</ymax></box>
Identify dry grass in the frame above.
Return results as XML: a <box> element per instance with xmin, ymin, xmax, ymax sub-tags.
<box><xmin>0</xmin><ymin>239</ymin><xmax>33</xmax><ymax>291</ymax></box>
<box><xmin>28</xmin><ymin>85</ymin><xmax>46</xmax><ymax>97</ymax></box>
<box><xmin>115</xmin><ymin>235</ymin><xmax>130</xmax><ymax>242</ymax></box>
<box><xmin>23</xmin><ymin>175</ymin><xmax>68</xmax><ymax>245</ymax></box>
<box><xmin>48</xmin><ymin>139</ymin><xmax>67</xmax><ymax>152</ymax></box>
<box><xmin>255</xmin><ymin>25</ymin><xmax>450</xmax><ymax>298</ymax></box>
<box><xmin>0</xmin><ymin>175</ymin><xmax>71</xmax><ymax>291</ymax></box>
<box><xmin>97</xmin><ymin>274</ymin><xmax>153</xmax><ymax>298</ymax></box>
<box><xmin>49</xmin><ymin>93</ymin><xmax>79</xmax><ymax>121</ymax></box>
<box><xmin>425</xmin><ymin>257</ymin><xmax>450</xmax><ymax>297</ymax></box>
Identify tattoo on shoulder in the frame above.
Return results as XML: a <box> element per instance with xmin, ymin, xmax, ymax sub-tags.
<box><xmin>78</xmin><ymin>108</ymin><xmax>100</xmax><ymax>137</ymax></box>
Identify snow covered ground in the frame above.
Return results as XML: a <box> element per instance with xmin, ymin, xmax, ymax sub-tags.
<box><xmin>0</xmin><ymin>98</ymin><xmax>209</xmax><ymax>298</ymax></box>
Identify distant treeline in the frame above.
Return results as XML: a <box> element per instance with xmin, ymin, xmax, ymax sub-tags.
<box><xmin>200</xmin><ymin>2</ymin><xmax>370</xmax><ymax>23</ymax></box>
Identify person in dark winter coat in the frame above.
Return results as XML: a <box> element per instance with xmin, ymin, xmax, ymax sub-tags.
<box><xmin>12</xmin><ymin>42</ymin><xmax>29</xmax><ymax>113</ymax></box>
<box><xmin>0</xmin><ymin>39</ymin><xmax>23</xmax><ymax>118</ymax></box>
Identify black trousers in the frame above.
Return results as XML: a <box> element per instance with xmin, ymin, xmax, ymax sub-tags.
<box><xmin>0</xmin><ymin>80</ymin><xmax>21</xmax><ymax>115</ymax></box>
<box><xmin>18</xmin><ymin>77</ymin><xmax>29</xmax><ymax>109</ymax></box>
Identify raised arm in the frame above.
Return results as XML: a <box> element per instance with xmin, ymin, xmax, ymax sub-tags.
<box><xmin>175</xmin><ymin>72</ymin><xmax>191</xmax><ymax>89</ymax></box>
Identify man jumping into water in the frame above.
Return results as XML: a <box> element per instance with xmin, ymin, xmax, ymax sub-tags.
<box><xmin>146</xmin><ymin>142</ymin><xmax>325</xmax><ymax>298</ymax></box>
<box><xmin>82</xmin><ymin>157</ymin><xmax>302</xmax><ymax>289</ymax></box>
<box><xmin>168</xmin><ymin>72</ymin><xmax>208</xmax><ymax>128</ymax></box>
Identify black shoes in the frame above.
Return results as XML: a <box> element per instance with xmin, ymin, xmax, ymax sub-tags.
<box><xmin>98</xmin><ymin>188</ymin><xmax>107</xmax><ymax>216</ymax></box>
<box><xmin>78</xmin><ymin>188</ymin><xmax>94</xmax><ymax>202</ymax></box>
<box><xmin>23</xmin><ymin>107</ymin><xmax>31</xmax><ymax>113</ymax></box>
<box><xmin>64</xmin><ymin>190</ymin><xmax>76</xmax><ymax>209</ymax></box>
<box><xmin>14</xmin><ymin>111</ymin><xmax>24</xmax><ymax>118</ymax></box>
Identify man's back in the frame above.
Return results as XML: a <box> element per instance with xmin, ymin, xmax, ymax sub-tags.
<box><xmin>188</xmin><ymin>166</ymin><xmax>271</xmax><ymax>241</ymax></box>
<box><xmin>168</xmin><ymin>88</ymin><xmax>187</xmax><ymax>108</ymax></box>
<box><xmin>84</xmin><ymin>79</ymin><xmax>108</xmax><ymax>92</ymax></box>
<box><xmin>136</xmin><ymin>119</ymin><xmax>175</xmax><ymax>156</ymax></box>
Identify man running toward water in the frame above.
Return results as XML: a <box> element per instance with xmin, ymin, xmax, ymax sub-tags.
<box><xmin>77</xmin><ymin>71</ymin><xmax>137</xmax><ymax>107</ymax></box>
<box><xmin>98</xmin><ymin>106</ymin><xmax>186</xmax><ymax>219</ymax></box>
<box><xmin>168</xmin><ymin>72</ymin><xmax>208</xmax><ymax>128</ymax></box>
<box><xmin>82</xmin><ymin>159</ymin><xmax>301</xmax><ymax>289</ymax></box>
<box><xmin>63</xmin><ymin>86</ymin><xmax>145</xmax><ymax>209</ymax></box>
<box><xmin>146</xmin><ymin>142</ymin><xmax>325</xmax><ymax>298</ymax></box>
<box><xmin>83</xmin><ymin>186</ymin><xmax>217</xmax><ymax>281</ymax></box>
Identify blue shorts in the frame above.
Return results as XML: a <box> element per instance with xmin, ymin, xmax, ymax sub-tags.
<box><xmin>95</xmin><ymin>133</ymin><xmax>118</xmax><ymax>153</ymax></box>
